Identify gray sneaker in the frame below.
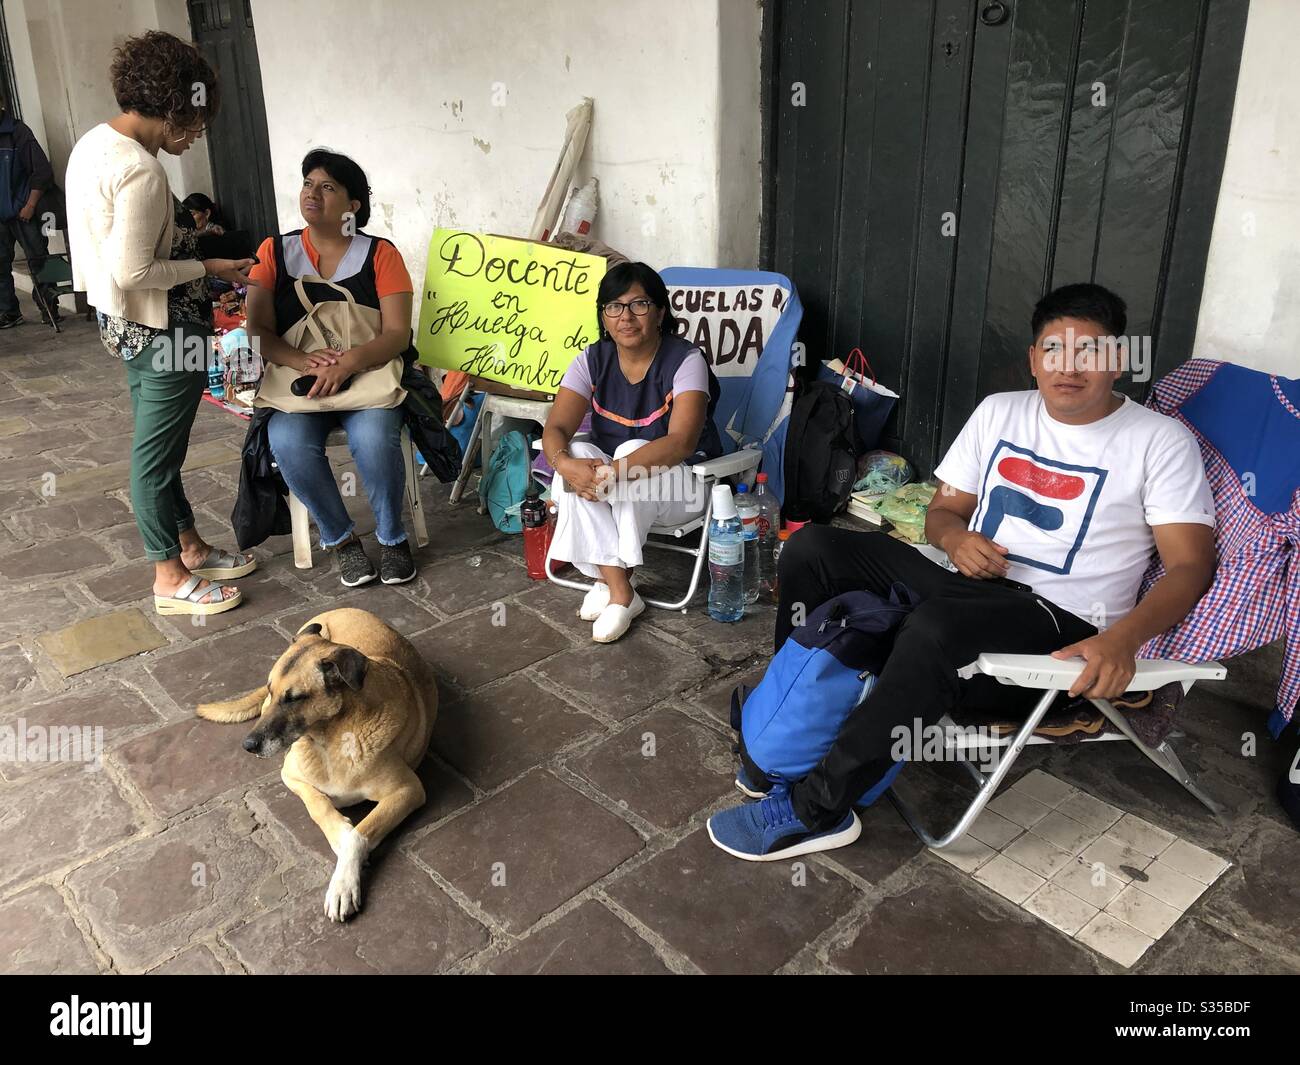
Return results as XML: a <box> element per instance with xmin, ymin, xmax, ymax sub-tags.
<box><xmin>334</xmin><ymin>536</ymin><xmax>377</xmax><ymax>587</ymax></box>
<box><xmin>380</xmin><ymin>539</ymin><xmax>416</xmax><ymax>584</ymax></box>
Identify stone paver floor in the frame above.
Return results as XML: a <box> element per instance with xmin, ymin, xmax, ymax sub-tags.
<box><xmin>1</xmin><ymin>319</ymin><xmax>1296</xmax><ymax>974</ymax></box>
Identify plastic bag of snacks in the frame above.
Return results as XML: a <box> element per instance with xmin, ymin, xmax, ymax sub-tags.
<box><xmin>853</xmin><ymin>449</ymin><xmax>912</xmax><ymax>495</ymax></box>
<box><xmin>872</xmin><ymin>482</ymin><xmax>937</xmax><ymax>543</ymax></box>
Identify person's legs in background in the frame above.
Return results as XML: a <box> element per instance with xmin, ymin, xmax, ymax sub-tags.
<box><xmin>581</xmin><ymin>437</ymin><xmax>708</xmax><ymax>642</ymax></box>
<box><xmin>789</xmin><ymin>592</ymin><xmax>1095</xmax><ymax>831</ymax></box>
<box><xmin>12</xmin><ymin>216</ymin><xmax>57</xmax><ymax>323</ymax></box>
<box><xmin>602</xmin><ymin>437</ymin><xmax>704</xmax><ymax>606</ymax></box>
<box><xmin>337</xmin><ymin>407</ymin><xmax>407</xmax><ymax>545</ymax></box>
<box><xmin>269</xmin><ymin>408</ymin><xmax>388</xmax><ymax>587</ymax></box>
<box><xmin>549</xmin><ymin>440</ymin><xmax>648</xmax><ymax>637</ymax></box>
<box><xmin>774</xmin><ymin>524</ymin><xmax>969</xmax><ymax>649</ymax></box>
<box><xmin>126</xmin><ymin>331</ymin><xmax>244</xmax><ymax>610</ymax></box>
<box><xmin>0</xmin><ymin>221</ymin><xmax>20</xmax><ymax>326</ymax></box>
<box><xmin>710</xmin><ymin>525</ymin><xmax>1096</xmax><ymax>859</ymax></box>
<box><xmin>337</xmin><ymin>406</ymin><xmax>416</xmax><ymax>584</ymax></box>
<box><xmin>549</xmin><ymin>440</ymin><xmax>618</xmax><ymax>584</ymax></box>
<box><xmin>267</xmin><ymin>410</ymin><xmax>352</xmax><ymax>546</ymax></box>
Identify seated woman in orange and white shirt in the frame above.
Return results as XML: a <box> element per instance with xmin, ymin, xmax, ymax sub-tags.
<box><xmin>244</xmin><ymin>148</ymin><xmax>419</xmax><ymax>588</ymax></box>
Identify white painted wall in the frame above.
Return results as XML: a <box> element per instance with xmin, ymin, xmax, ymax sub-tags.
<box><xmin>4</xmin><ymin>0</ymin><xmax>48</xmax><ymax>149</ymax></box>
<box><xmin>1193</xmin><ymin>0</ymin><xmax>1300</xmax><ymax>377</ymax></box>
<box><xmin>17</xmin><ymin>0</ymin><xmax>212</xmax><ymax>196</ymax></box>
<box><xmin>250</xmin><ymin>0</ymin><xmax>762</xmax><ymax>288</ymax></box>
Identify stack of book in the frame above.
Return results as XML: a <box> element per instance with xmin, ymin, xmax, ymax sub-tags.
<box><xmin>846</xmin><ymin>490</ymin><xmax>886</xmax><ymax>526</ymax></box>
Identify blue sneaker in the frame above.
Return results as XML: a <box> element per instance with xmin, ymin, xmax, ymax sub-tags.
<box><xmin>735</xmin><ymin>763</ymin><xmax>770</xmax><ymax>799</ymax></box>
<box><xmin>707</xmin><ymin>786</ymin><xmax>861</xmax><ymax>861</ymax></box>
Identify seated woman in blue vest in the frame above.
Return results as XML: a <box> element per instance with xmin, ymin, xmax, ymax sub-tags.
<box><xmin>542</xmin><ymin>262</ymin><xmax>722</xmax><ymax>643</ymax></box>
<box><xmin>244</xmin><ymin>149</ymin><xmax>418</xmax><ymax>587</ymax></box>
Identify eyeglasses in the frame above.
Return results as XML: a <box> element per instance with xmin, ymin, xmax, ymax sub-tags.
<box><xmin>601</xmin><ymin>298</ymin><xmax>656</xmax><ymax>318</ymax></box>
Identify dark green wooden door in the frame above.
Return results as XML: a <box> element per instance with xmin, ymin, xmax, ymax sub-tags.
<box><xmin>188</xmin><ymin>0</ymin><xmax>277</xmax><ymax>245</ymax></box>
<box><xmin>762</xmin><ymin>0</ymin><xmax>1247</xmax><ymax>474</ymax></box>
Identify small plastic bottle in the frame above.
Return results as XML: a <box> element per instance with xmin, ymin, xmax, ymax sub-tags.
<box><xmin>520</xmin><ymin>485</ymin><xmax>549</xmax><ymax>580</ymax></box>
<box><xmin>707</xmin><ymin>484</ymin><xmax>745</xmax><ymax>623</ymax></box>
<box><xmin>207</xmin><ymin>347</ymin><xmax>225</xmax><ymax>399</ymax></box>
<box><xmin>771</xmin><ymin>528</ymin><xmax>792</xmax><ymax>598</ymax></box>
<box><xmin>559</xmin><ymin>177</ymin><xmax>599</xmax><ymax>237</ymax></box>
<box><xmin>753</xmin><ymin>473</ymin><xmax>781</xmax><ymax>602</ymax></box>
<box><xmin>735</xmin><ymin>483</ymin><xmax>761</xmax><ymax>605</ymax></box>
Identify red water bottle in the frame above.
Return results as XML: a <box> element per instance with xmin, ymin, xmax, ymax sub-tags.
<box><xmin>521</xmin><ymin>485</ymin><xmax>550</xmax><ymax>580</ymax></box>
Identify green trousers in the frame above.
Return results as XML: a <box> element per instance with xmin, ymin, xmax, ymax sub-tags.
<box><xmin>123</xmin><ymin>330</ymin><xmax>207</xmax><ymax>562</ymax></box>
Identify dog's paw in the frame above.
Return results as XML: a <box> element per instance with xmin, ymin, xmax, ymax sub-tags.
<box><xmin>324</xmin><ymin>872</ymin><xmax>361</xmax><ymax>922</ymax></box>
<box><xmin>324</xmin><ymin>827</ymin><xmax>367</xmax><ymax>923</ymax></box>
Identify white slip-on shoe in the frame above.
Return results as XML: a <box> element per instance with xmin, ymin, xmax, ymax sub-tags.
<box><xmin>579</xmin><ymin>582</ymin><xmax>610</xmax><ymax>621</ymax></box>
<box><xmin>579</xmin><ymin>576</ymin><xmax>637</xmax><ymax>621</ymax></box>
<box><xmin>592</xmin><ymin>592</ymin><xmax>646</xmax><ymax>643</ymax></box>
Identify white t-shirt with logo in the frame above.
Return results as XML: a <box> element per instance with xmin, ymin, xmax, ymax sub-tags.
<box><xmin>933</xmin><ymin>391</ymin><xmax>1215</xmax><ymax>627</ymax></box>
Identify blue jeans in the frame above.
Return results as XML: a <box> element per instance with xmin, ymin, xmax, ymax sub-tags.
<box><xmin>268</xmin><ymin>407</ymin><xmax>407</xmax><ymax>549</ymax></box>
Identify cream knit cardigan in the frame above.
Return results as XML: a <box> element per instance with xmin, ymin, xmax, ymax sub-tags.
<box><xmin>65</xmin><ymin>123</ymin><xmax>205</xmax><ymax>330</ymax></box>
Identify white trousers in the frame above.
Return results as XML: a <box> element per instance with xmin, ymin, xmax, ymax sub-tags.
<box><xmin>550</xmin><ymin>438</ymin><xmax>707</xmax><ymax>580</ymax></box>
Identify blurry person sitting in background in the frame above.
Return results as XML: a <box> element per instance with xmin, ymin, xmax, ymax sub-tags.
<box><xmin>182</xmin><ymin>192</ymin><xmax>225</xmax><ymax>236</ymax></box>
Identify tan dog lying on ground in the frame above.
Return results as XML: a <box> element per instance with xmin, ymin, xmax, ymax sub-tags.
<box><xmin>196</xmin><ymin>608</ymin><xmax>436</xmax><ymax>922</ymax></box>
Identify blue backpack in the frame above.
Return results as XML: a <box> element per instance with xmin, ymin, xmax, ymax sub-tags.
<box><xmin>449</xmin><ymin>391</ymin><xmax>483</xmax><ymax>469</ymax></box>
<box><xmin>481</xmin><ymin>430</ymin><xmax>534</xmax><ymax>534</ymax></box>
<box><xmin>731</xmin><ymin>584</ymin><xmax>917</xmax><ymax>805</ymax></box>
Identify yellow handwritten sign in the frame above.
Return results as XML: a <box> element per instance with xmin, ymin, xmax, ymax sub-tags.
<box><xmin>416</xmin><ymin>229</ymin><xmax>606</xmax><ymax>393</ymax></box>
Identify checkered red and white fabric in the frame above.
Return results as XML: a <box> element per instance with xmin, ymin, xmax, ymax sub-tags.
<box><xmin>1138</xmin><ymin>359</ymin><xmax>1300</xmax><ymax>737</ymax></box>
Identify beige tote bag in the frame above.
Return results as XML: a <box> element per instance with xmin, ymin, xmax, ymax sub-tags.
<box><xmin>254</xmin><ymin>276</ymin><xmax>407</xmax><ymax>413</ymax></box>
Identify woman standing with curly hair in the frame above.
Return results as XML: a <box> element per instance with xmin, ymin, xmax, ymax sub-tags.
<box><xmin>65</xmin><ymin>31</ymin><xmax>256</xmax><ymax>617</ymax></box>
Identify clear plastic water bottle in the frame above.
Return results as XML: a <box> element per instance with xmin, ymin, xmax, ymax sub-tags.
<box><xmin>772</xmin><ymin>528</ymin><xmax>792</xmax><ymax>598</ymax></box>
<box><xmin>735</xmin><ymin>483</ymin><xmax>761</xmax><ymax>605</ymax></box>
<box><xmin>206</xmin><ymin>347</ymin><xmax>225</xmax><ymax>399</ymax></box>
<box><xmin>707</xmin><ymin>484</ymin><xmax>745</xmax><ymax>623</ymax></box>
<box><xmin>753</xmin><ymin>472</ymin><xmax>781</xmax><ymax>602</ymax></box>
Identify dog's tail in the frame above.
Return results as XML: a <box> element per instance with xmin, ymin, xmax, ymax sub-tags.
<box><xmin>196</xmin><ymin>686</ymin><xmax>267</xmax><ymax>723</ymax></box>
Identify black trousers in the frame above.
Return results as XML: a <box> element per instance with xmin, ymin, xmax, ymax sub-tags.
<box><xmin>775</xmin><ymin>527</ymin><xmax>1097</xmax><ymax>831</ymax></box>
<box><xmin>0</xmin><ymin>216</ymin><xmax>56</xmax><ymax>318</ymax></box>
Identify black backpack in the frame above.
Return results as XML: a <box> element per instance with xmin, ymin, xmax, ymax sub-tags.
<box><xmin>783</xmin><ymin>380</ymin><xmax>857</xmax><ymax>522</ymax></box>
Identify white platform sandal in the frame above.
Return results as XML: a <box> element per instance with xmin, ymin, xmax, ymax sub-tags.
<box><xmin>154</xmin><ymin>575</ymin><xmax>242</xmax><ymax>616</ymax></box>
<box><xmin>189</xmin><ymin>547</ymin><xmax>258</xmax><ymax>580</ymax></box>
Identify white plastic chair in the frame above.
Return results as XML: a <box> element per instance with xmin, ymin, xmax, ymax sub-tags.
<box><xmin>545</xmin><ymin>446</ymin><xmax>763</xmax><ymax>611</ymax></box>
<box><xmin>448</xmin><ymin>392</ymin><xmax>555</xmax><ymax>509</ymax></box>
<box><xmin>287</xmin><ymin>425</ymin><xmax>429</xmax><ymax>569</ymax></box>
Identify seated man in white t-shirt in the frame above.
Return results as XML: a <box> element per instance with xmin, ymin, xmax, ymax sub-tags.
<box><xmin>708</xmin><ymin>283</ymin><xmax>1216</xmax><ymax>862</ymax></box>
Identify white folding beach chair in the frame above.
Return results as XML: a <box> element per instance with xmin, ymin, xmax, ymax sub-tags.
<box><xmin>545</xmin><ymin>445</ymin><xmax>762</xmax><ymax>611</ymax></box>
<box><xmin>886</xmin><ymin>652</ymin><xmax>1227</xmax><ymax>849</ymax></box>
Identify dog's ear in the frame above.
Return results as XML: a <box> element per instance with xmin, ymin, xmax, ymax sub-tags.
<box><xmin>298</xmin><ymin>622</ymin><xmax>324</xmax><ymax>638</ymax></box>
<box><xmin>320</xmin><ymin>647</ymin><xmax>368</xmax><ymax>692</ymax></box>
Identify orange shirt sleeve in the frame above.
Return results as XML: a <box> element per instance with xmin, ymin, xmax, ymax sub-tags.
<box><xmin>247</xmin><ymin>236</ymin><xmax>277</xmax><ymax>290</ymax></box>
<box><xmin>373</xmin><ymin>240</ymin><xmax>413</xmax><ymax>299</ymax></box>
